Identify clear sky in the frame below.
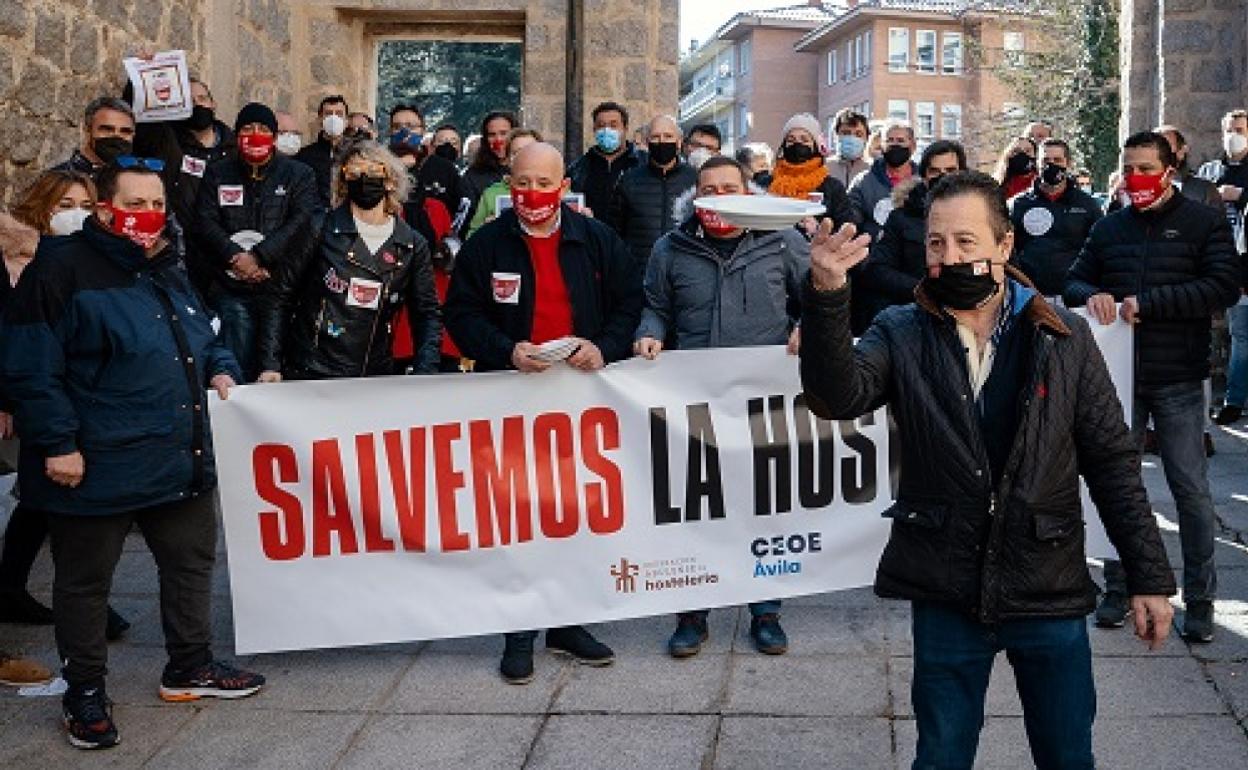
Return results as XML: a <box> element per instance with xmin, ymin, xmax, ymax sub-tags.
<box><xmin>679</xmin><ymin>1</ymin><xmax>797</xmax><ymax>54</ymax></box>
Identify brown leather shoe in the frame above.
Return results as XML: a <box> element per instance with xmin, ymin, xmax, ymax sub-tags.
<box><xmin>0</xmin><ymin>653</ymin><xmax>53</xmax><ymax>686</ymax></box>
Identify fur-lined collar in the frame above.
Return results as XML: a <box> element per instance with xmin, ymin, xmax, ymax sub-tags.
<box><xmin>913</xmin><ymin>264</ymin><xmax>1071</xmax><ymax>337</ymax></box>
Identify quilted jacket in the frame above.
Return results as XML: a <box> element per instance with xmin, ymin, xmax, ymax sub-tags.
<box><xmin>799</xmin><ymin>268</ymin><xmax>1176</xmax><ymax>622</ymax></box>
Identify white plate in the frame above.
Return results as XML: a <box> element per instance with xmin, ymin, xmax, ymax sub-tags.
<box><xmin>692</xmin><ymin>194</ymin><xmax>824</xmax><ymax>229</ymax></box>
<box><xmin>529</xmin><ymin>336</ymin><xmax>580</xmax><ymax>362</ymax></box>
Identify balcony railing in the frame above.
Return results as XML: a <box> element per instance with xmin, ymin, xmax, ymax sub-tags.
<box><xmin>679</xmin><ymin>78</ymin><xmax>735</xmax><ymax>121</ymax></box>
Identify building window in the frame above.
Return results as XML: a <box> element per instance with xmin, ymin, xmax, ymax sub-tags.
<box><xmin>942</xmin><ymin>103</ymin><xmax>962</xmax><ymax>138</ymax></box>
<box><xmin>888</xmin><ymin>99</ymin><xmax>909</xmax><ymax>123</ymax></box>
<box><xmin>942</xmin><ymin>32</ymin><xmax>963</xmax><ymax>74</ymax></box>
<box><xmin>916</xmin><ymin>30</ymin><xmax>936</xmax><ymax>74</ymax></box>
<box><xmin>827</xmin><ymin>49</ymin><xmax>838</xmax><ymax>85</ymax></box>
<box><xmin>739</xmin><ymin>39</ymin><xmax>752</xmax><ymax>75</ymax></box>
<box><xmin>1003</xmin><ymin>31</ymin><xmax>1024</xmax><ymax>68</ymax></box>
<box><xmin>739</xmin><ymin>104</ymin><xmax>750</xmax><ymax>137</ymax></box>
<box><xmin>888</xmin><ymin>28</ymin><xmax>909</xmax><ymax>72</ymax></box>
<box><xmin>915</xmin><ymin>102</ymin><xmax>935</xmax><ymax>140</ymax></box>
<box><xmin>863</xmin><ymin>30</ymin><xmax>872</xmax><ymax>74</ymax></box>
<box><xmin>845</xmin><ymin>40</ymin><xmax>852</xmax><ymax>79</ymax></box>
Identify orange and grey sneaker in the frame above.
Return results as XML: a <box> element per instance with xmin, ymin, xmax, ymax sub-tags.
<box><xmin>63</xmin><ymin>684</ymin><xmax>119</xmax><ymax>750</ymax></box>
<box><xmin>0</xmin><ymin>652</ymin><xmax>53</xmax><ymax>686</ymax></box>
<box><xmin>159</xmin><ymin>660</ymin><xmax>265</xmax><ymax>702</ymax></box>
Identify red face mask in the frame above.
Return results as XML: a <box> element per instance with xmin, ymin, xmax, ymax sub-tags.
<box><xmin>511</xmin><ymin>186</ymin><xmax>563</xmax><ymax>226</ymax></box>
<box><xmin>239</xmin><ymin>132</ymin><xmax>275</xmax><ymax>164</ymax></box>
<box><xmin>489</xmin><ymin>137</ymin><xmax>507</xmax><ymax>158</ymax></box>
<box><xmin>105</xmin><ymin>204</ymin><xmax>166</xmax><ymax>249</ymax></box>
<box><xmin>1123</xmin><ymin>171</ymin><xmax>1168</xmax><ymax>209</ymax></box>
<box><xmin>695</xmin><ymin>207</ymin><xmax>738</xmax><ymax>237</ymax></box>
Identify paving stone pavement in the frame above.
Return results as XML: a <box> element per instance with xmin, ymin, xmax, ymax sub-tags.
<box><xmin>2</xmin><ymin>426</ymin><xmax>1248</xmax><ymax>768</ymax></box>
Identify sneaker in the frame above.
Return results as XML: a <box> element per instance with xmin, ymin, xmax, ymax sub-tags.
<box><xmin>0</xmin><ymin>588</ymin><xmax>54</xmax><ymax>624</ymax></box>
<box><xmin>1182</xmin><ymin>600</ymin><xmax>1215</xmax><ymax>643</ymax></box>
<box><xmin>105</xmin><ymin>606</ymin><xmax>130</xmax><ymax>642</ymax></box>
<box><xmin>0</xmin><ymin>653</ymin><xmax>52</xmax><ymax>686</ymax></box>
<box><xmin>546</xmin><ymin>625</ymin><xmax>614</xmax><ymax>666</ymax></box>
<box><xmin>159</xmin><ymin>660</ymin><xmax>265</xmax><ymax>702</ymax></box>
<box><xmin>749</xmin><ymin>613</ymin><xmax>789</xmax><ymax>655</ymax></box>
<box><xmin>1094</xmin><ymin>591</ymin><xmax>1130</xmax><ymax>628</ymax></box>
<box><xmin>62</xmin><ymin>685</ymin><xmax>119</xmax><ymax>750</ymax></box>
<box><xmin>500</xmin><ymin>633</ymin><xmax>536</xmax><ymax>685</ymax></box>
<box><xmin>1211</xmin><ymin>404</ymin><xmax>1243</xmax><ymax>426</ymax></box>
<box><xmin>668</xmin><ymin>614</ymin><xmax>709</xmax><ymax>658</ymax></box>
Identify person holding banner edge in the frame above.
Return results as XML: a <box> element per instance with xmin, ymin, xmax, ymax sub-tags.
<box><xmin>799</xmin><ymin>170</ymin><xmax>1175</xmax><ymax>768</ymax></box>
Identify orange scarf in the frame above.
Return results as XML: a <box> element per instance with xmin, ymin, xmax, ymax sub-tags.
<box><xmin>769</xmin><ymin>158</ymin><xmax>828</xmax><ymax>200</ymax></box>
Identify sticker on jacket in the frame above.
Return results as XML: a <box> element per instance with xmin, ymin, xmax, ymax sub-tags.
<box><xmin>492</xmin><ymin>272</ymin><xmax>521</xmax><ymax>304</ymax></box>
<box><xmin>1022</xmin><ymin>207</ymin><xmax>1054</xmax><ymax>237</ymax></box>
<box><xmin>873</xmin><ymin>198</ymin><xmax>894</xmax><ymax>226</ymax></box>
<box><xmin>181</xmin><ymin>155</ymin><xmax>206</xmax><ymax>178</ymax></box>
<box><xmin>219</xmin><ymin>185</ymin><xmax>244</xmax><ymax>206</ymax></box>
<box><xmin>346</xmin><ymin>277</ymin><xmax>383</xmax><ymax>309</ymax></box>
<box><xmin>323</xmin><ymin>268</ymin><xmax>348</xmax><ymax>294</ymax></box>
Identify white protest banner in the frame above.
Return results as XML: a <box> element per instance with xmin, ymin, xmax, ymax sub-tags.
<box><xmin>212</xmin><ymin>320</ymin><xmax>1133</xmax><ymax>655</ymax></box>
<box><xmin>123</xmin><ymin>50</ymin><xmax>193</xmax><ymax>122</ymax></box>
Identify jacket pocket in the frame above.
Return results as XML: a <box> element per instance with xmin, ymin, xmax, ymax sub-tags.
<box><xmin>1032</xmin><ymin>511</ymin><xmax>1081</xmax><ymax>542</ymax></box>
<box><xmin>883</xmin><ymin>499</ymin><xmax>949</xmax><ymax>530</ymax></box>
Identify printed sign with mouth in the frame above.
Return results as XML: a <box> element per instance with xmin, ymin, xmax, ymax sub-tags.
<box><xmin>492</xmin><ymin>272</ymin><xmax>521</xmax><ymax>304</ymax></box>
<box><xmin>347</xmin><ymin>277</ymin><xmax>382</xmax><ymax>309</ymax></box>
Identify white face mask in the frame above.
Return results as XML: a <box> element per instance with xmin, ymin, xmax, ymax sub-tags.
<box><xmin>49</xmin><ymin>208</ymin><xmax>91</xmax><ymax>236</ymax></box>
<box><xmin>1224</xmin><ymin>132</ymin><xmax>1248</xmax><ymax>158</ymax></box>
<box><xmin>687</xmin><ymin>147</ymin><xmax>713</xmax><ymax>169</ymax></box>
<box><xmin>322</xmin><ymin>114</ymin><xmax>346</xmax><ymax>138</ymax></box>
<box><xmin>276</xmin><ymin>132</ymin><xmax>303</xmax><ymax>155</ymax></box>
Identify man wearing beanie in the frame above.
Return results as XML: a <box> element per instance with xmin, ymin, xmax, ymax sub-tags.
<box><xmin>196</xmin><ymin>102</ymin><xmax>319</xmax><ymax>380</ymax></box>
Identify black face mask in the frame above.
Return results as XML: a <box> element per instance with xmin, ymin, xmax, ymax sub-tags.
<box><xmin>186</xmin><ymin>105</ymin><xmax>215</xmax><ymax>131</ymax></box>
<box><xmin>94</xmin><ymin>136</ymin><xmax>133</xmax><ymax>164</ymax></box>
<box><xmin>883</xmin><ymin>145</ymin><xmax>912</xmax><ymax>168</ymax></box>
<box><xmin>1007</xmin><ymin>152</ymin><xmax>1035</xmax><ymax>177</ymax></box>
<box><xmin>782</xmin><ymin>143</ymin><xmax>817</xmax><ymax>164</ymax></box>
<box><xmin>922</xmin><ymin>260</ymin><xmax>1001</xmax><ymax>310</ymax></box>
<box><xmin>648</xmin><ymin>141</ymin><xmax>679</xmax><ymax>166</ymax></box>
<box><xmin>1040</xmin><ymin>162</ymin><xmax>1067</xmax><ymax>187</ymax></box>
<box><xmin>346</xmin><ymin>175</ymin><xmax>388</xmax><ymax>210</ymax></box>
<box><xmin>434</xmin><ymin>143</ymin><xmax>458</xmax><ymax>163</ymax></box>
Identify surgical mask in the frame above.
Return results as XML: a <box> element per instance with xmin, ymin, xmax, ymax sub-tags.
<box><xmin>1080</xmin><ymin>184</ymin><xmax>1093</xmax><ymax>194</ymax></box>
<box><xmin>1006</xmin><ymin>152</ymin><xmax>1035</xmax><ymax>177</ymax></box>
<box><xmin>346</xmin><ymin>175</ymin><xmax>388</xmax><ymax>210</ymax></box>
<box><xmin>49</xmin><ymin>208</ymin><xmax>90</xmax><ymax>236</ymax></box>
<box><xmin>322</xmin><ymin>114</ymin><xmax>346</xmax><ymax>138</ymax></box>
<box><xmin>1225</xmin><ymin>132</ymin><xmax>1248</xmax><ymax>158</ymax></box>
<box><xmin>276</xmin><ymin>132</ymin><xmax>303</xmax><ymax>156</ymax></box>
<box><xmin>1123</xmin><ymin>171</ymin><xmax>1168</xmax><ymax>210</ymax></box>
<box><xmin>782</xmin><ymin>143</ymin><xmax>817</xmax><ymax>164</ymax></box>
<box><xmin>434</xmin><ymin>143</ymin><xmax>458</xmax><ymax>163</ymax></box>
<box><xmin>922</xmin><ymin>260</ymin><xmax>1001</xmax><ymax>311</ymax></box>
<box><xmin>1040</xmin><ymin>162</ymin><xmax>1067</xmax><ymax>187</ymax></box>
<box><xmin>838</xmin><ymin>135</ymin><xmax>865</xmax><ymax>161</ymax></box>
<box><xmin>93</xmin><ymin>136</ymin><xmax>133</xmax><ymax>164</ymax></box>
<box><xmin>883</xmin><ymin>145</ymin><xmax>912</xmax><ymax>167</ymax></box>
<box><xmin>648</xmin><ymin>141</ymin><xmax>679</xmax><ymax>166</ymax></box>
<box><xmin>687</xmin><ymin>147</ymin><xmax>713</xmax><ymax>169</ymax></box>
<box><xmin>104</xmin><ymin>204</ymin><xmax>166</xmax><ymax>250</ymax></box>
<box><xmin>595</xmin><ymin>127</ymin><xmax>622</xmax><ymax>154</ymax></box>
<box><xmin>186</xmin><ymin>104</ymin><xmax>215</xmax><ymax>131</ymax></box>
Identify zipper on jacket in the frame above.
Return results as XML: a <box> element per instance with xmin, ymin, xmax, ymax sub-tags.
<box><xmin>313</xmin><ymin>297</ymin><xmax>326</xmax><ymax>348</ymax></box>
<box><xmin>359</xmin><ymin>277</ymin><xmax>390</xmax><ymax>376</ymax></box>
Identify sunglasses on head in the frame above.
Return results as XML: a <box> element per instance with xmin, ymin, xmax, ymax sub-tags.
<box><xmin>114</xmin><ymin>156</ymin><xmax>166</xmax><ymax>172</ymax></box>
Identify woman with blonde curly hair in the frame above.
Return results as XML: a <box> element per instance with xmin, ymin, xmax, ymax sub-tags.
<box><xmin>256</xmin><ymin>139</ymin><xmax>440</xmax><ymax>380</ymax></box>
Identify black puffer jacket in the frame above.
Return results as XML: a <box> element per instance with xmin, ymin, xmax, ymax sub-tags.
<box><xmin>257</xmin><ymin>205</ymin><xmax>440</xmax><ymax>378</ymax></box>
<box><xmin>567</xmin><ymin>143</ymin><xmax>644</xmax><ymax>219</ymax></box>
<box><xmin>1010</xmin><ymin>180</ymin><xmax>1102</xmax><ymax>297</ymax></box>
<box><xmin>611</xmin><ymin>160</ymin><xmax>698</xmax><ymax>266</ymax></box>
<box><xmin>857</xmin><ymin>179</ymin><xmax>927</xmax><ymax>326</ymax></box>
<box><xmin>1064</xmin><ymin>190</ymin><xmax>1240</xmax><ymax>385</ymax></box>
<box><xmin>195</xmin><ymin>152</ymin><xmax>320</xmax><ymax>294</ymax></box>
<box><xmin>799</xmin><ymin>274</ymin><xmax>1176</xmax><ymax>621</ymax></box>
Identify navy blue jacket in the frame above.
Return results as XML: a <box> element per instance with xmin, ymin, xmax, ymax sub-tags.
<box><xmin>0</xmin><ymin>218</ymin><xmax>242</xmax><ymax>515</ymax></box>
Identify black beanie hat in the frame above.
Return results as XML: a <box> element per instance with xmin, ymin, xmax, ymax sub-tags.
<box><xmin>235</xmin><ymin>102</ymin><xmax>277</xmax><ymax>134</ymax></box>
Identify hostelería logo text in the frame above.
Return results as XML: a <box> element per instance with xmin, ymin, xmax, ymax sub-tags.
<box><xmin>611</xmin><ymin>556</ymin><xmax>719</xmax><ymax>593</ymax></box>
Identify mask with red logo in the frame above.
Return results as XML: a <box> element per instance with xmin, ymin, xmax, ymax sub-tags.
<box><xmin>239</xmin><ymin>132</ymin><xmax>275</xmax><ymax>165</ymax></box>
<box><xmin>1123</xmin><ymin>171</ymin><xmax>1169</xmax><ymax>210</ymax></box>
<box><xmin>511</xmin><ymin>186</ymin><xmax>563</xmax><ymax>226</ymax></box>
<box><xmin>105</xmin><ymin>204</ymin><xmax>166</xmax><ymax>249</ymax></box>
<box><xmin>488</xmin><ymin>137</ymin><xmax>507</xmax><ymax>158</ymax></box>
<box><xmin>695</xmin><ymin>207</ymin><xmax>739</xmax><ymax>237</ymax></box>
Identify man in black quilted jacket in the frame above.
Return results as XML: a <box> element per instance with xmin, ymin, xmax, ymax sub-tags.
<box><xmin>1065</xmin><ymin>131</ymin><xmax>1239</xmax><ymax>644</ymax></box>
<box><xmin>801</xmin><ymin>170</ymin><xmax>1175</xmax><ymax>768</ymax></box>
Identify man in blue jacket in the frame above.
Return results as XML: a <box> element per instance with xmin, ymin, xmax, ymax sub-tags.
<box><xmin>0</xmin><ymin>160</ymin><xmax>265</xmax><ymax>750</ymax></box>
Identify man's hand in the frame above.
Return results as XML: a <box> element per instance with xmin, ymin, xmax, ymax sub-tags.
<box><xmin>567</xmin><ymin>338</ymin><xmax>605</xmax><ymax>371</ymax></box>
<box><xmin>257</xmin><ymin>370</ymin><xmax>283</xmax><ymax>383</ymax></box>
<box><xmin>634</xmin><ymin>337</ymin><xmax>663</xmax><ymax>360</ymax></box>
<box><xmin>1132</xmin><ymin>595</ymin><xmax>1175</xmax><ymax>651</ymax></box>
<box><xmin>1086</xmin><ymin>293</ymin><xmax>1117</xmax><ymax>325</ymax></box>
<box><xmin>511</xmin><ymin>342</ymin><xmax>552</xmax><ymax>373</ymax></box>
<box><xmin>1119</xmin><ymin>295</ymin><xmax>1140</xmax><ymax>325</ymax></box>
<box><xmin>1219</xmin><ymin>184</ymin><xmax>1243</xmax><ymax>203</ymax></box>
<box><xmin>809</xmin><ymin>220</ymin><xmax>873</xmax><ymax>292</ymax></box>
<box><xmin>210</xmin><ymin>374</ymin><xmax>236</xmax><ymax>400</ymax></box>
<box><xmin>46</xmin><ymin>451</ymin><xmax>84</xmax><ymax>488</ymax></box>
<box><xmin>230</xmin><ymin>252</ymin><xmax>266</xmax><ymax>282</ymax></box>
<box><xmin>0</xmin><ymin>411</ymin><xmax>14</xmax><ymax>440</ymax></box>
<box><xmin>787</xmin><ymin>326</ymin><xmax>801</xmax><ymax>355</ymax></box>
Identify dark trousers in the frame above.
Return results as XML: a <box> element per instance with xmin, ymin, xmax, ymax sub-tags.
<box><xmin>46</xmin><ymin>494</ymin><xmax>217</xmax><ymax>687</ymax></box>
<box><xmin>911</xmin><ymin>601</ymin><xmax>1095</xmax><ymax>770</ymax></box>
<box><xmin>0</xmin><ymin>504</ymin><xmax>47</xmax><ymax>590</ymax></box>
<box><xmin>213</xmin><ymin>291</ymin><xmax>262</xmax><ymax>382</ymax></box>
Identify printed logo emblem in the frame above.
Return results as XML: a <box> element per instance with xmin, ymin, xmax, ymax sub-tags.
<box><xmin>1022</xmin><ymin>207</ymin><xmax>1054</xmax><ymax>237</ymax></box>
<box><xmin>346</xmin><ymin>277</ymin><xmax>383</xmax><ymax>309</ymax></box>
<box><xmin>218</xmin><ymin>185</ymin><xmax>244</xmax><ymax>206</ymax></box>
<box><xmin>181</xmin><ymin>155</ymin><xmax>206</xmax><ymax>177</ymax></box>
<box><xmin>611</xmin><ymin>558</ymin><xmax>640</xmax><ymax>593</ymax></box>
<box><xmin>492</xmin><ymin>272</ymin><xmax>522</xmax><ymax>304</ymax></box>
<box><xmin>323</xmin><ymin>268</ymin><xmax>348</xmax><ymax>294</ymax></box>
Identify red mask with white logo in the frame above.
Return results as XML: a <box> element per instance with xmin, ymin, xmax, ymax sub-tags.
<box><xmin>695</xmin><ymin>207</ymin><xmax>739</xmax><ymax>237</ymax></box>
<box><xmin>105</xmin><ymin>204</ymin><xmax>166</xmax><ymax>249</ymax></box>
<box><xmin>489</xmin><ymin>137</ymin><xmax>507</xmax><ymax>158</ymax></box>
<box><xmin>239</xmin><ymin>133</ymin><xmax>275</xmax><ymax>165</ymax></box>
<box><xmin>511</xmin><ymin>186</ymin><xmax>563</xmax><ymax>226</ymax></box>
<box><xmin>1123</xmin><ymin>171</ymin><xmax>1168</xmax><ymax>210</ymax></box>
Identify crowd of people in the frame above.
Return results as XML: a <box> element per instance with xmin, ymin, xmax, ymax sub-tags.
<box><xmin>0</xmin><ymin>58</ymin><xmax>1245</xmax><ymax>765</ymax></box>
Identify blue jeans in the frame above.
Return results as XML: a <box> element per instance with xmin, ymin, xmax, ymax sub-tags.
<box><xmin>1104</xmin><ymin>381</ymin><xmax>1216</xmax><ymax>603</ymax></box>
<box><xmin>1227</xmin><ymin>304</ymin><xmax>1248</xmax><ymax>407</ymax></box>
<box><xmin>213</xmin><ymin>291</ymin><xmax>262</xmax><ymax>382</ymax></box>
<box><xmin>911</xmin><ymin>602</ymin><xmax>1095</xmax><ymax>769</ymax></box>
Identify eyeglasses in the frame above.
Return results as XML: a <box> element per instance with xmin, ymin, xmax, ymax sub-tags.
<box><xmin>114</xmin><ymin>156</ymin><xmax>165</xmax><ymax>172</ymax></box>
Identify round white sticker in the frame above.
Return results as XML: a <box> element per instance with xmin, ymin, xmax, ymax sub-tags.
<box><xmin>1022</xmin><ymin>207</ymin><xmax>1055</xmax><ymax>237</ymax></box>
<box><xmin>873</xmin><ymin>197</ymin><xmax>895</xmax><ymax>226</ymax></box>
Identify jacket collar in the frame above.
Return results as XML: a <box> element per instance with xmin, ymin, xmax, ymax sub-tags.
<box><xmin>81</xmin><ymin>215</ymin><xmax>175</xmax><ymax>272</ymax></box>
<box><xmin>1127</xmin><ymin>186</ymin><xmax>1185</xmax><ymax>221</ymax></box>
<box><xmin>502</xmin><ymin>205</ymin><xmax>589</xmax><ymax>244</ymax></box>
<box><xmin>327</xmin><ymin>204</ymin><xmax>415</xmax><ymax>249</ymax></box>
<box><xmin>914</xmin><ymin>264</ymin><xmax>1071</xmax><ymax>337</ymax></box>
